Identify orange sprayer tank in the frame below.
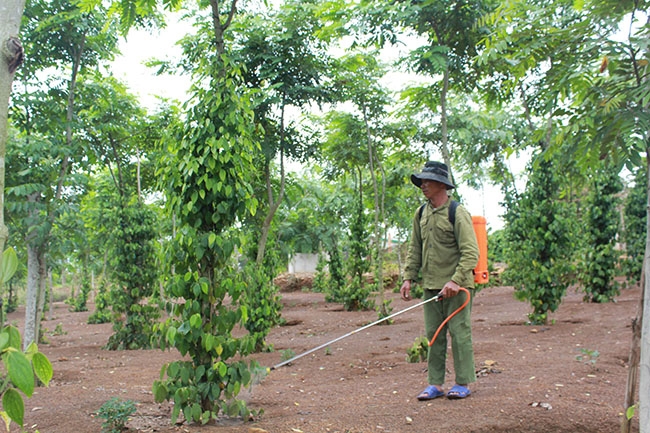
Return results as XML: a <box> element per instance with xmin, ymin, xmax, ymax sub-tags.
<box><xmin>472</xmin><ymin>216</ymin><xmax>489</xmax><ymax>284</ymax></box>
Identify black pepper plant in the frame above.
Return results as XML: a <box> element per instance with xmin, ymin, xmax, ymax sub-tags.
<box><xmin>502</xmin><ymin>156</ymin><xmax>575</xmax><ymax>324</ymax></box>
<box><xmin>622</xmin><ymin>165</ymin><xmax>647</xmax><ymax>286</ymax></box>
<box><xmin>152</xmin><ymin>58</ymin><xmax>261</xmax><ymax>423</ymax></box>
<box><xmin>580</xmin><ymin>164</ymin><xmax>622</xmax><ymax>302</ymax></box>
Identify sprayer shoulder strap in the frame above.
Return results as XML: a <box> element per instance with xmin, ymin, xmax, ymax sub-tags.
<box><xmin>418</xmin><ymin>200</ymin><xmax>458</xmax><ymax>226</ymax></box>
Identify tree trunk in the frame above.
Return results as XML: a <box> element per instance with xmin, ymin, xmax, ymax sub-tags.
<box><xmin>256</xmin><ymin>154</ymin><xmax>285</xmax><ymax>265</ymax></box>
<box><xmin>24</xmin><ymin>243</ymin><xmax>40</xmax><ymax>349</ymax></box>
<box><xmin>256</xmin><ymin>100</ymin><xmax>287</xmax><ymax>266</ymax></box>
<box><xmin>36</xmin><ymin>249</ymin><xmax>47</xmax><ymax>336</ymax></box>
<box><xmin>48</xmin><ymin>269</ymin><xmax>53</xmax><ymax>321</ymax></box>
<box><xmin>209</xmin><ymin>0</ymin><xmax>238</xmax><ymax>58</ymax></box>
<box><xmin>364</xmin><ymin>106</ymin><xmax>383</xmax><ymax>299</ymax></box>
<box><xmin>622</xmin><ymin>255</ymin><xmax>644</xmax><ymax>433</ymax></box>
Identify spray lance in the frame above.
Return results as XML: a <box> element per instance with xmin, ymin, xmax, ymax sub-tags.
<box><xmin>270</xmin><ymin>287</ymin><xmax>471</xmax><ymax>371</ymax></box>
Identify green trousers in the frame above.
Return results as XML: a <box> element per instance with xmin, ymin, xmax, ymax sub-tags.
<box><xmin>423</xmin><ymin>288</ymin><xmax>476</xmax><ymax>386</ymax></box>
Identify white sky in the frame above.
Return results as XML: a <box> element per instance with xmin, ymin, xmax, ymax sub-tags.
<box><xmin>110</xmin><ymin>15</ymin><xmax>191</xmax><ymax>108</ymax></box>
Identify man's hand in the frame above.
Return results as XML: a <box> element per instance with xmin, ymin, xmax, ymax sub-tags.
<box><xmin>441</xmin><ymin>280</ymin><xmax>460</xmax><ymax>298</ymax></box>
<box><xmin>400</xmin><ymin>280</ymin><xmax>412</xmax><ymax>301</ymax></box>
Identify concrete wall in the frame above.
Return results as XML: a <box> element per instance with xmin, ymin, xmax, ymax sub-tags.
<box><xmin>288</xmin><ymin>253</ymin><xmax>319</xmax><ymax>273</ymax></box>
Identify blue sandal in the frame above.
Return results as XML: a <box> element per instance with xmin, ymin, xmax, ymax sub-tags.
<box><xmin>446</xmin><ymin>384</ymin><xmax>471</xmax><ymax>399</ymax></box>
<box><xmin>417</xmin><ymin>385</ymin><xmax>445</xmax><ymax>400</ymax></box>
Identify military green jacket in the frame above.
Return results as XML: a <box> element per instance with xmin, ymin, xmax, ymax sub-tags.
<box><xmin>403</xmin><ymin>198</ymin><xmax>479</xmax><ymax>290</ymax></box>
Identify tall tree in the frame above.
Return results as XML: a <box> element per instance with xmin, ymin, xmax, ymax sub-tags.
<box><xmin>394</xmin><ymin>0</ymin><xmax>497</xmax><ymax>172</ymax></box>
<box><xmin>11</xmin><ymin>0</ymin><xmax>118</xmax><ymax>349</ymax></box>
<box><xmin>234</xmin><ymin>0</ymin><xmax>333</xmax><ymax>266</ymax></box>
<box><xmin>330</xmin><ymin>51</ymin><xmax>395</xmax><ymax>310</ymax></box>
<box><xmin>1</xmin><ymin>4</ymin><xmax>55</xmax><ymax>431</ymax></box>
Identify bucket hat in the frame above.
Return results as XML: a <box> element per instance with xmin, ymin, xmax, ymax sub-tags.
<box><xmin>411</xmin><ymin>161</ymin><xmax>455</xmax><ymax>190</ymax></box>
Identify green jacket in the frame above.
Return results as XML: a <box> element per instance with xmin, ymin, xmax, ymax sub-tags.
<box><xmin>403</xmin><ymin>198</ymin><xmax>479</xmax><ymax>290</ymax></box>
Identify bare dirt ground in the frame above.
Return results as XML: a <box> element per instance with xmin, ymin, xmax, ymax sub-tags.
<box><xmin>7</xmin><ymin>279</ymin><xmax>642</xmax><ymax>433</ymax></box>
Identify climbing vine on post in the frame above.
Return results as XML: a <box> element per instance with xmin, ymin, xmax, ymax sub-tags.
<box><xmin>152</xmin><ymin>59</ymin><xmax>260</xmax><ymax>424</ymax></box>
<box><xmin>105</xmin><ymin>199</ymin><xmax>160</xmax><ymax>350</ymax></box>
<box><xmin>502</xmin><ymin>156</ymin><xmax>575</xmax><ymax>325</ymax></box>
<box><xmin>622</xmin><ymin>166</ymin><xmax>647</xmax><ymax>286</ymax></box>
<box><xmin>580</xmin><ymin>164</ymin><xmax>622</xmax><ymax>303</ymax></box>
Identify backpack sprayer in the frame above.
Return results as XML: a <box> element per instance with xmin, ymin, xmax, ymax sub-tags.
<box><xmin>270</xmin><ymin>287</ymin><xmax>471</xmax><ymax>370</ymax></box>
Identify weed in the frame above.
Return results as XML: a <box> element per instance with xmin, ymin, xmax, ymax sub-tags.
<box><xmin>406</xmin><ymin>336</ymin><xmax>429</xmax><ymax>363</ymax></box>
<box><xmin>97</xmin><ymin>397</ymin><xmax>136</xmax><ymax>433</ymax></box>
<box><xmin>280</xmin><ymin>349</ymin><xmax>296</xmax><ymax>362</ymax></box>
<box><xmin>53</xmin><ymin>323</ymin><xmax>66</xmax><ymax>336</ymax></box>
<box><xmin>575</xmin><ymin>348</ymin><xmax>599</xmax><ymax>367</ymax></box>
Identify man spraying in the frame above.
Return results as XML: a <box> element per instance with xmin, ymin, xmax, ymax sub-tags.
<box><xmin>400</xmin><ymin>161</ymin><xmax>479</xmax><ymax>400</ymax></box>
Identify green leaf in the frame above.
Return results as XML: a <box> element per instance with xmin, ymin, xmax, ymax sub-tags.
<box><xmin>190</xmin><ymin>314</ymin><xmax>202</xmax><ymax>329</ymax></box>
<box><xmin>1</xmin><ymin>248</ymin><xmax>18</xmax><ymax>284</ymax></box>
<box><xmin>4</xmin><ymin>349</ymin><xmax>35</xmax><ymax>397</ymax></box>
<box><xmin>216</xmin><ymin>361</ymin><xmax>227</xmax><ymax>377</ymax></box>
<box><xmin>2</xmin><ymin>389</ymin><xmax>24</xmax><ymax>427</ymax></box>
<box><xmin>24</xmin><ymin>342</ymin><xmax>38</xmax><ymax>358</ymax></box>
<box><xmin>0</xmin><ymin>332</ymin><xmax>9</xmax><ymax>352</ymax></box>
<box><xmin>152</xmin><ymin>381</ymin><xmax>168</xmax><ymax>403</ymax></box>
<box><xmin>5</xmin><ymin>326</ymin><xmax>21</xmax><ymax>350</ymax></box>
<box><xmin>31</xmin><ymin>352</ymin><xmax>53</xmax><ymax>386</ymax></box>
<box><xmin>180</xmin><ymin>366</ymin><xmax>190</xmax><ymax>384</ymax></box>
<box><xmin>166</xmin><ymin>326</ymin><xmax>177</xmax><ymax>345</ymax></box>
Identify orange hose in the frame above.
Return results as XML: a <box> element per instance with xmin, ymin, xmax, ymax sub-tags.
<box><xmin>428</xmin><ymin>287</ymin><xmax>471</xmax><ymax>347</ymax></box>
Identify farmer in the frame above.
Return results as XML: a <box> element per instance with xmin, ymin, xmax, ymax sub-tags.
<box><xmin>400</xmin><ymin>160</ymin><xmax>479</xmax><ymax>400</ymax></box>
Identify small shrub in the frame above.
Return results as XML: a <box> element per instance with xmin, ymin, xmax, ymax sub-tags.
<box><xmin>53</xmin><ymin>323</ymin><xmax>66</xmax><ymax>336</ymax></box>
<box><xmin>575</xmin><ymin>347</ymin><xmax>599</xmax><ymax>369</ymax></box>
<box><xmin>97</xmin><ymin>397</ymin><xmax>136</xmax><ymax>433</ymax></box>
<box><xmin>406</xmin><ymin>336</ymin><xmax>429</xmax><ymax>363</ymax></box>
<box><xmin>281</xmin><ymin>349</ymin><xmax>296</xmax><ymax>362</ymax></box>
